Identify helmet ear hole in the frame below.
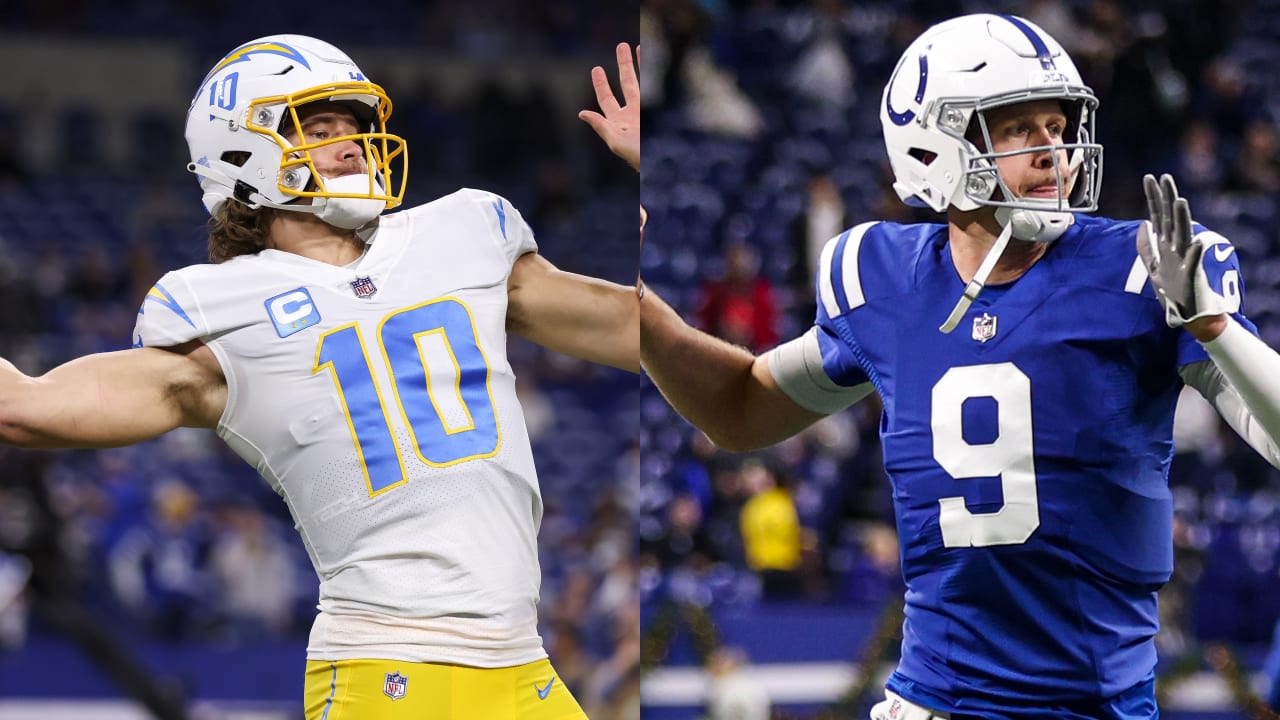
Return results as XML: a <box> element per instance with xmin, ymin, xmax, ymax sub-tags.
<box><xmin>908</xmin><ymin>148</ymin><xmax>937</xmax><ymax>166</ymax></box>
<box><xmin>221</xmin><ymin>151</ymin><xmax>250</xmax><ymax>167</ymax></box>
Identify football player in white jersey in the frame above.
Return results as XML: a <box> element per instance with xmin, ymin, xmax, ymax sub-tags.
<box><xmin>641</xmin><ymin>13</ymin><xmax>1280</xmax><ymax>720</ymax></box>
<box><xmin>0</xmin><ymin>36</ymin><xmax>639</xmax><ymax>719</ymax></box>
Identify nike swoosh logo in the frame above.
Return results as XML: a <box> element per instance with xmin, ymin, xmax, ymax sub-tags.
<box><xmin>535</xmin><ymin>677</ymin><xmax>555</xmax><ymax>700</ymax></box>
<box><xmin>1213</xmin><ymin>243</ymin><xmax>1235</xmax><ymax>263</ymax></box>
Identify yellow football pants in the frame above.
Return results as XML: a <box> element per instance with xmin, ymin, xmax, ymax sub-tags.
<box><xmin>304</xmin><ymin>657</ymin><xmax>588</xmax><ymax>720</ymax></box>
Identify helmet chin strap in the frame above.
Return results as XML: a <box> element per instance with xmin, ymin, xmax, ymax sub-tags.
<box><xmin>937</xmin><ymin>198</ymin><xmax>1077</xmax><ymax>334</ymax></box>
<box><xmin>187</xmin><ymin>163</ymin><xmax>385</xmax><ymax>230</ymax></box>
<box><xmin>939</xmin><ymin>220</ymin><xmax>1014</xmax><ymax>333</ymax></box>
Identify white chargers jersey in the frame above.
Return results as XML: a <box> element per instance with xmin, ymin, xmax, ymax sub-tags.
<box><xmin>133</xmin><ymin>189</ymin><xmax>545</xmax><ymax>667</ymax></box>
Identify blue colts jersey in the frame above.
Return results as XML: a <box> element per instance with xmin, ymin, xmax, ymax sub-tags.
<box><xmin>813</xmin><ymin>215</ymin><xmax>1253</xmax><ymax>711</ymax></box>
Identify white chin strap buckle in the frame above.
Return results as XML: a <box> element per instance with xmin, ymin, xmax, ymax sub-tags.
<box><xmin>994</xmin><ymin>205</ymin><xmax>1074</xmax><ymax>243</ymax></box>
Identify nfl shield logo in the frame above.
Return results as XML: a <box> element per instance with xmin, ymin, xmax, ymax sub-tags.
<box><xmin>971</xmin><ymin>312</ymin><xmax>998</xmax><ymax>343</ymax></box>
<box><xmin>383</xmin><ymin>671</ymin><xmax>408</xmax><ymax>700</ymax></box>
<box><xmin>350</xmin><ymin>276</ymin><xmax>378</xmax><ymax>298</ymax></box>
<box><xmin>888</xmin><ymin>698</ymin><xmax>902</xmax><ymax>719</ymax></box>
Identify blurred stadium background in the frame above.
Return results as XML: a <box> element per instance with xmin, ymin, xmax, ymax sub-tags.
<box><xmin>639</xmin><ymin>0</ymin><xmax>1280</xmax><ymax>719</ymax></box>
<box><xmin>0</xmin><ymin>2</ymin><xmax>639</xmax><ymax>719</ymax></box>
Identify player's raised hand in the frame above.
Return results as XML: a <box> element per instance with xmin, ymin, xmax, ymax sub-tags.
<box><xmin>579</xmin><ymin>43</ymin><xmax>639</xmax><ymax>172</ymax></box>
<box><xmin>1137</xmin><ymin>173</ymin><xmax>1239</xmax><ymax>330</ymax></box>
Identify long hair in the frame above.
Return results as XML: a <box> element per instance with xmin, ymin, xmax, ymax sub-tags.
<box><xmin>207</xmin><ymin>199</ymin><xmax>273</xmax><ymax>263</ymax></box>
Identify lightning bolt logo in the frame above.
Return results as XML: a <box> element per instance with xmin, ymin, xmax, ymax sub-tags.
<box><xmin>201</xmin><ymin>41</ymin><xmax>312</xmax><ymax>88</ymax></box>
<box><xmin>141</xmin><ymin>283</ymin><xmax>196</xmax><ymax>329</ymax></box>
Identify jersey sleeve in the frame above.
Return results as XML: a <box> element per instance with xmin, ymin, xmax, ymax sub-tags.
<box><xmin>132</xmin><ymin>270</ymin><xmax>208</xmax><ymax>349</ymax></box>
<box><xmin>463</xmin><ymin>188</ymin><xmax>538</xmax><ymax>267</ymax></box>
<box><xmin>766</xmin><ymin>326</ymin><xmax>874</xmax><ymax>414</ymax></box>
<box><xmin>813</xmin><ymin>321</ymin><xmax>871</xmax><ymax>386</ymax></box>
<box><xmin>1177</xmin><ymin>227</ymin><xmax>1260</xmax><ymax>367</ymax></box>
<box><xmin>811</xmin><ymin>222</ymin><xmax>879</xmax><ymax>387</ymax></box>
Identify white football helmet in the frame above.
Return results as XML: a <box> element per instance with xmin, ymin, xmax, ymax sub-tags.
<box><xmin>880</xmin><ymin>14</ymin><xmax>1102</xmax><ymax>231</ymax></box>
<box><xmin>185</xmin><ymin>35</ymin><xmax>407</xmax><ymax>229</ymax></box>
<box><xmin>880</xmin><ymin>14</ymin><xmax>1105</xmax><ymax>332</ymax></box>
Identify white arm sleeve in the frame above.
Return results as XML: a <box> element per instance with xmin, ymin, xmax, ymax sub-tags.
<box><xmin>765</xmin><ymin>327</ymin><xmax>874</xmax><ymax>415</ymax></box>
<box><xmin>1180</xmin><ymin>318</ymin><xmax>1280</xmax><ymax>469</ymax></box>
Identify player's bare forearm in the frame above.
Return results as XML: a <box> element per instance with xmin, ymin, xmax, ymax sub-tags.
<box><xmin>0</xmin><ymin>345</ymin><xmax>224</xmax><ymax>449</ymax></box>
<box><xmin>507</xmin><ymin>253</ymin><xmax>640</xmax><ymax>372</ymax></box>
<box><xmin>640</xmin><ymin>290</ymin><xmax>823</xmax><ymax>451</ymax></box>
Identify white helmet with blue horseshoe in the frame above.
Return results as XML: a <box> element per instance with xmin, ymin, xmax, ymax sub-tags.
<box><xmin>880</xmin><ymin>14</ymin><xmax>1104</xmax><ymax>331</ymax></box>
<box><xmin>880</xmin><ymin>14</ymin><xmax>1102</xmax><ymax>236</ymax></box>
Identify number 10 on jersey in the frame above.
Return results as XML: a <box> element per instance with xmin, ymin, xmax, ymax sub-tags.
<box><xmin>314</xmin><ymin>298</ymin><xmax>500</xmax><ymax>496</ymax></box>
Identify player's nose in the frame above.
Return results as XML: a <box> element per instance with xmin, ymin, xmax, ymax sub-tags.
<box><xmin>1032</xmin><ymin>144</ymin><xmax>1067</xmax><ymax>172</ymax></box>
<box><xmin>336</xmin><ymin>138</ymin><xmax>363</xmax><ymax>161</ymax></box>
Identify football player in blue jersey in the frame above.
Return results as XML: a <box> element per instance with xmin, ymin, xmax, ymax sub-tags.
<box><xmin>640</xmin><ymin>13</ymin><xmax>1280</xmax><ymax>720</ymax></box>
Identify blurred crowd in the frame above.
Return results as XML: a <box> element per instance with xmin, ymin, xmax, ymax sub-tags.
<box><xmin>0</xmin><ymin>4</ymin><xmax>640</xmax><ymax>719</ymax></box>
<box><xmin>639</xmin><ymin>0</ymin><xmax>1280</xmax><ymax>669</ymax></box>
<box><xmin>0</xmin><ymin>0</ymin><xmax>625</xmax><ymax>61</ymax></box>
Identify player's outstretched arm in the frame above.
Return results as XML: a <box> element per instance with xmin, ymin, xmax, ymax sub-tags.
<box><xmin>1141</xmin><ymin>173</ymin><xmax>1280</xmax><ymax>468</ymax></box>
<box><xmin>641</xmin><ymin>289</ymin><xmax>835</xmax><ymax>451</ymax></box>
<box><xmin>578</xmin><ymin>42</ymin><xmax>639</xmax><ymax>172</ymax></box>
<box><xmin>507</xmin><ymin>252</ymin><xmax>640</xmax><ymax>373</ymax></box>
<box><xmin>0</xmin><ymin>343</ymin><xmax>224</xmax><ymax>449</ymax></box>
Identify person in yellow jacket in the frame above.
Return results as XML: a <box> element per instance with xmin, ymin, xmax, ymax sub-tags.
<box><xmin>738</xmin><ymin>462</ymin><xmax>805</xmax><ymax>600</ymax></box>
